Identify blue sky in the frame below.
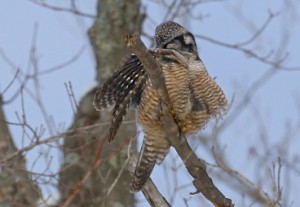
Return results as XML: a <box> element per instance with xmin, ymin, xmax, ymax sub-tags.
<box><xmin>1</xmin><ymin>0</ymin><xmax>300</xmax><ymax>206</ymax></box>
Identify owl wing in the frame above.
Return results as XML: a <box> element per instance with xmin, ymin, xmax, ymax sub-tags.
<box><xmin>93</xmin><ymin>54</ymin><xmax>146</xmax><ymax>110</ymax></box>
<box><xmin>93</xmin><ymin>54</ymin><xmax>147</xmax><ymax>142</ymax></box>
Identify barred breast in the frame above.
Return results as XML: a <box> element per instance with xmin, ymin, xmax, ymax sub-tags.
<box><xmin>189</xmin><ymin>69</ymin><xmax>228</xmax><ymax>118</ymax></box>
<box><xmin>163</xmin><ymin>61</ymin><xmax>191</xmax><ymax>120</ymax></box>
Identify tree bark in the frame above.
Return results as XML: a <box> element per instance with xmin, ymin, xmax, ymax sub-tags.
<box><xmin>58</xmin><ymin>1</ymin><xmax>143</xmax><ymax>206</ymax></box>
<box><xmin>0</xmin><ymin>95</ymin><xmax>40</xmax><ymax>207</ymax></box>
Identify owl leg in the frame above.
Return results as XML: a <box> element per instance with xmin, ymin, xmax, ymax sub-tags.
<box><xmin>173</xmin><ymin>119</ymin><xmax>186</xmax><ymax>142</ymax></box>
<box><xmin>130</xmin><ymin>127</ymin><xmax>169</xmax><ymax>192</ymax></box>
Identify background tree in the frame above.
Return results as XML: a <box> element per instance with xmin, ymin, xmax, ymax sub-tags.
<box><xmin>0</xmin><ymin>0</ymin><xmax>299</xmax><ymax>207</ymax></box>
<box><xmin>58</xmin><ymin>1</ymin><xmax>143</xmax><ymax>206</ymax></box>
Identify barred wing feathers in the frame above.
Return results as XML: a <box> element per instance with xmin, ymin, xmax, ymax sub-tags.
<box><xmin>93</xmin><ymin>54</ymin><xmax>147</xmax><ymax>142</ymax></box>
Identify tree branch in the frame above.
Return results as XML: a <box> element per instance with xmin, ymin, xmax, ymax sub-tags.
<box><xmin>0</xmin><ymin>95</ymin><xmax>40</xmax><ymax>205</ymax></box>
<box><xmin>128</xmin><ymin>155</ymin><xmax>171</xmax><ymax>207</ymax></box>
<box><xmin>125</xmin><ymin>34</ymin><xmax>234</xmax><ymax>207</ymax></box>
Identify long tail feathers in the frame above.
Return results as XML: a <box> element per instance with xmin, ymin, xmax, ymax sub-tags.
<box><xmin>130</xmin><ymin>131</ymin><xmax>170</xmax><ymax>191</ymax></box>
<box><xmin>130</xmin><ymin>141</ymin><xmax>156</xmax><ymax>192</ymax></box>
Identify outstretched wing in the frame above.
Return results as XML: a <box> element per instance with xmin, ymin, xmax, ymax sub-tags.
<box><xmin>107</xmin><ymin>75</ymin><xmax>146</xmax><ymax>142</ymax></box>
<box><xmin>93</xmin><ymin>54</ymin><xmax>146</xmax><ymax>110</ymax></box>
<box><xmin>93</xmin><ymin>54</ymin><xmax>147</xmax><ymax>142</ymax></box>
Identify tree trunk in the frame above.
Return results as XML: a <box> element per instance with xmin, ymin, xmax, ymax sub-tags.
<box><xmin>0</xmin><ymin>96</ymin><xmax>40</xmax><ymax>207</ymax></box>
<box><xmin>58</xmin><ymin>1</ymin><xmax>143</xmax><ymax>206</ymax></box>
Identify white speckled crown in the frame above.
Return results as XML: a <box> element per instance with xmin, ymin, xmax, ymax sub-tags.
<box><xmin>155</xmin><ymin>21</ymin><xmax>190</xmax><ymax>47</ymax></box>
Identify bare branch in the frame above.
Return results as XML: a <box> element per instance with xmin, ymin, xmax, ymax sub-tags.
<box><xmin>0</xmin><ymin>69</ymin><xmax>20</xmax><ymax>96</ymax></box>
<box><xmin>196</xmin><ymin>33</ymin><xmax>300</xmax><ymax>71</ymax></box>
<box><xmin>212</xmin><ymin>143</ymin><xmax>272</xmax><ymax>205</ymax></box>
<box><xmin>211</xmin><ymin>122</ymin><xmax>287</xmax><ymax>207</ymax></box>
<box><xmin>37</xmin><ymin>47</ymin><xmax>85</xmax><ymax>76</ymax></box>
<box><xmin>193</xmin><ymin>11</ymin><xmax>300</xmax><ymax>71</ymax></box>
<box><xmin>60</xmin><ymin>136</ymin><xmax>108</xmax><ymax>207</ymax></box>
<box><xmin>218</xmin><ymin>67</ymin><xmax>277</xmax><ymax>131</ymax></box>
<box><xmin>0</xmin><ymin>96</ymin><xmax>14</xmax><ymax>148</ymax></box>
<box><xmin>27</xmin><ymin>0</ymin><xmax>96</xmax><ymax>19</ymax></box>
<box><xmin>64</xmin><ymin>81</ymin><xmax>79</xmax><ymax>114</ymax></box>
<box><xmin>0</xmin><ymin>122</ymin><xmax>96</xmax><ymax>164</ymax></box>
<box><xmin>237</xmin><ymin>11</ymin><xmax>280</xmax><ymax>47</ymax></box>
<box><xmin>128</xmin><ymin>155</ymin><xmax>171</xmax><ymax>207</ymax></box>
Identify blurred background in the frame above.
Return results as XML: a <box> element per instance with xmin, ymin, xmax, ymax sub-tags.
<box><xmin>0</xmin><ymin>0</ymin><xmax>299</xmax><ymax>206</ymax></box>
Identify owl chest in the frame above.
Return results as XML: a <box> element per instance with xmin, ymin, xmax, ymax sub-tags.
<box><xmin>137</xmin><ymin>66</ymin><xmax>192</xmax><ymax>123</ymax></box>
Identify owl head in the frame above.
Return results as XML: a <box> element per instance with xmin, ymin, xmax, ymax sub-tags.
<box><xmin>155</xmin><ymin>21</ymin><xmax>198</xmax><ymax>55</ymax></box>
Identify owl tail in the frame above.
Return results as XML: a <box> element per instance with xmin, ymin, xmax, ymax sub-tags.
<box><xmin>130</xmin><ymin>141</ymin><xmax>156</xmax><ymax>192</ymax></box>
<box><xmin>130</xmin><ymin>131</ymin><xmax>170</xmax><ymax>192</ymax></box>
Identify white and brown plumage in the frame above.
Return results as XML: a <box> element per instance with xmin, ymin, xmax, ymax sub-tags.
<box><xmin>93</xmin><ymin>21</ymin><xmax>227</xmax><ymax>192</ymax></box>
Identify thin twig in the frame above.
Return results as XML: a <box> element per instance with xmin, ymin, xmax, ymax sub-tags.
<box><xmin>128</xmin><ymin>154</ymin><xmax>171</xmax><ymax>207</ymax></box>
<box><xmin>64</xmin><ymin>82</ymin><xmax>78</xmax><ymax>114</ymax></box>
<box><xmin>0</xmin><ymin>69</ymin><xmax>20</xmax><ymax>96</ymax></box>
<box><xmin>107</xmin><ymin>140</ymin><xmax>132</xmax><ymax>196</ymax></box>
<box><xmin>38</xmin><ymin>47</ymin><xmax>85</xmax><ymax>76</ymax></box>
<box><xmin>211</xmin><ymin>124</ymin><xmax>272</xmax><ymax>205</ymax></box>
<box><xmin>27</xmin><ymin>0</ymin><xmax>96</xmax><ymax>19</ymax></box>
<box><xmin>0</xmin><ymin>119</ymin><xmax>133</xmax><ymax>164</ymax></box>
